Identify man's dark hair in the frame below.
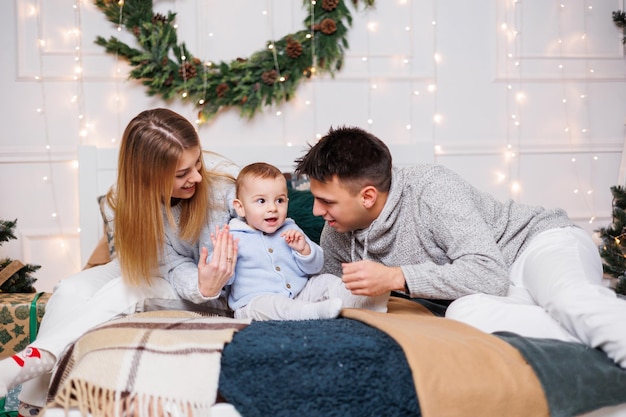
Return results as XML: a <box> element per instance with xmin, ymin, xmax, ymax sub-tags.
<box><xmin>294</xmin><ymin>126</ymin><xmax>392</xmax><ymax>194</ymax></box>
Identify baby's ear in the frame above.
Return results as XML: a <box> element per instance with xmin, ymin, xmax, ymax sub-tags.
<box><xmin>233</xmin><ymin>199</ymin><xmax>245</xmax><ymax>217</ymax></box>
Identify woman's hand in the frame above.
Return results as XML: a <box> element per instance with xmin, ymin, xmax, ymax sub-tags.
<box><xmin>197</xmin><ymin>224</ymin><xmax>238</xmax><ymax>297</ymax></box>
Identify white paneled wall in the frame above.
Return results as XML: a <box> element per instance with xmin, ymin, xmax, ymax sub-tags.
<box><xmin>0</xmin><ymin>0</ymin><xmax>625</xmax><ymax>292</ymax></box>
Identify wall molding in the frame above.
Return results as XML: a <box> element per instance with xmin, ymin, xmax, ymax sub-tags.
<box><xmin>0</xmin><ymin>146</ymin><xmax>77</xmax><ymax>163</ymax></box>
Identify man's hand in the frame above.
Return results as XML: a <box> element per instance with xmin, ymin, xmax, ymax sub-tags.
<box><xmin>341</xmin><ymin>259</ymin><xmax>406</xmax><ymax>296</ymax></box>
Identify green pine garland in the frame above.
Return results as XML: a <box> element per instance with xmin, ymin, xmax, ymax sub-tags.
<box><xmin>93</xmin><ymin>0</ymin><xmax>375</xmax><ymax>123</ymax></box>
<box><xmin>596</xmin><ymin>186</ymin><xmax>626</xmax><ymax>296</ymax></box>
<box><xmin>613</xmin><ymin>10</ymin><xmax>626</xmax><ymax>44</ymax></box>
<box><xmin>0</xmin><ymin>219</ymin><xmax>40</xmax><ymax>293</ymax></box>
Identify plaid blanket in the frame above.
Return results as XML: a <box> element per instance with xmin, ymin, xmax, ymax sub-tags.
<box><xmin>47</xmin><ymin>311</ymin><xmax>250</xmax><ymax>417</ymax></box>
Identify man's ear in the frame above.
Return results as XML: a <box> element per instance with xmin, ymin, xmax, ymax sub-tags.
<box><xmin>233</xmin><ymin>199</ymin><xmax>246</xmax><ymax>217</ymax></box>
<box><xmin>361</xmin><ymin>186</ymin><xmax>378</xmax><ymax>209</ymax></box>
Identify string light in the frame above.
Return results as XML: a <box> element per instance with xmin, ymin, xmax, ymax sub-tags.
<box><xmin>557</xmin><ymin>0</ymin><xmax>597</xmax><ymax>223</ymax></box>
<box><xmin>501</xmin><ymin>0</ymin><xmax>523</xmax><ymax>197</ymax></box>
<box><xmin>431</xmin><ymin>0</ymin><xmax>440</xmax><ymax>159</ymax></box>
<box><xmin>365</xmin><ymin>7</ymin><xmax>374</xmax><ymax>126</ymax></box>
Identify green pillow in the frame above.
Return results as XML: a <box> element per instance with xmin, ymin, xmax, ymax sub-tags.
<box><xmin>287</xmin><ymin>188</ymin><xmax>324</xmax><ymax>245</ymax></box>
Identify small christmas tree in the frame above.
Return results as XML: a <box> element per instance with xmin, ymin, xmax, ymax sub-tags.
<box><xmin>596</xmin><ymin>186</ymin><xmax>626</xmax><ymax>296</ymax></box>
<box><xmin>0</xmin><ymin>219</ymin><xmax>40</xmax><ymax>293</ymax></box>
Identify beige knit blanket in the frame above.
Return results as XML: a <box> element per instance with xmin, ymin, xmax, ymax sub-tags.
<box><xmin>47</xmin><ymin>311</ymin><xmax>250</xmax><ymax>417</ymax></box>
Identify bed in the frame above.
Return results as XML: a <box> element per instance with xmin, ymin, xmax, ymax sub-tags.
<box><xmin>41</xmin><ymin>145</ymin><xmax>626</xmax><ymax>417</ymax></box>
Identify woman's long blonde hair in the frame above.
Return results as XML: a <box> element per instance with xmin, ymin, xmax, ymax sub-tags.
<box><xmin>107</xmin><ymin>108</ymin><xmax>211</xmax><ymax>286</ymax></box>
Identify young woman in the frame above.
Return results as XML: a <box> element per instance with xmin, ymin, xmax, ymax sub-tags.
<box><xmin>0</xmin><ymin>108</ymin><xmax>239</xmax><ymax>412</ymax></box>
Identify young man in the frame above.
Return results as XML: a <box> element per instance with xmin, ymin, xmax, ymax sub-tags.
<box><xmin>293</xmin><ymin>125</ymin><xmax>626</xmax><ymax>369</ymax></box>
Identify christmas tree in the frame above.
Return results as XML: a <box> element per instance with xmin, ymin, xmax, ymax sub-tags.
<box><xmin>596</xmin><ymin>186</ymin><xmax>626</xmax><ymax>296</ymax></box>
<box><xmin>0</xmin><ymin>219</ymin><xmax>40</xmax><ymax>293</ymax></box>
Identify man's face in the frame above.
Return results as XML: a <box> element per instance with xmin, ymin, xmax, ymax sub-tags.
<box><xmin>309</xmin><ymin>176</ymin><xmax>371</xmax><ymax>233</ymax></box>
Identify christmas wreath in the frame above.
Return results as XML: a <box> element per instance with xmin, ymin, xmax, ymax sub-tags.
<box><xmin>94</xmin><ymin>0</ymin><xmax>375</xmax><ymax>123</ymax></box>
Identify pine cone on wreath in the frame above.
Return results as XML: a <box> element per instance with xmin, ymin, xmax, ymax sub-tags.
<box><xmin>261</xmin><ymin>69</ymin><xmax>278</xmax><ymax>85</ymax></box>
<box><xmin>216</xmin><ymin>83</ymin><xmax>229</xmax><ymax>98</ymax></box>
<box><xmin>322</xmin><ymin>0</ymin><xmax>339</xmax><ymax>11</ymax></box>
<box><xmin>152</xmin><ymin>13</ymin><xmax>168</xmax><ymax>25</ymax></box>
<box><xmin>179</xmin><ymin>62</ymin><xmax>197</xmax><ymax>79</ymax></box>
<box><xmin>286</xmin><ymin>38</ymin><xmax>303</xmax><ymax>59</ymax></box>
<box><xmin>320</xmin><ymin>18</ymin><xmax>337</xmax><ymax>35</ymax></box>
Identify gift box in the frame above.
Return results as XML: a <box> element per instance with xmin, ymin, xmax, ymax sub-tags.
<box><xmin>0</xmin><ymin>292</ymin><xmax>51</xmax><ymax>360</ymax></box>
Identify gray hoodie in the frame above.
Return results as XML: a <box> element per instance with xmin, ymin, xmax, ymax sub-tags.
<box><xmin>320</xmin><ymin>164</ymin><xmax>574</xmax><ymax>300</ymax></box>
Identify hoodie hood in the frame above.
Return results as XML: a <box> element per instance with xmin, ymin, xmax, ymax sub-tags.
<box><xmin>350</xmin><ymin>167</ymin><xmax>406</xmax><ymax>260</ymax></box>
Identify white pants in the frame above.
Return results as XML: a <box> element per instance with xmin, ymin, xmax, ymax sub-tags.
<box><xmin>446</xmin><ymin>227</ymin><xmax>626</xmax><ymax>366</ymax></box>
<box><xmin>234</xmin><ymin>273</ymin><xmax>389</xmax><ymax>321</ymax></box>
<box><xmin>18</xmin><ymin>259</ymin><xmax>179</xmax><ymax>406</ymax></box>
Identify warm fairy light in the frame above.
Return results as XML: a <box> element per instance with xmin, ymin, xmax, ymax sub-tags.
<box><xmin>427</xmin><ymin>84</ymin><xmax>436</xmax><ymax>92</ymax></box>
<box><xmin>434</xmin><ymin>53</ymin><xmax>442</xmax><ymax>63</ymax></box>
<box><xmin>434</xmin><ymin>145</ymin><xmax>443</xmax><ymax>154</ymax></box>
<box><xmin>406</xmin><ymin>124</ymin><xmax>411</xmax><ymax>130</ymax></box>
<box><xmin>367</xmin><ymin>118</ymin><xmax>373</xmax><ymax>125</ymax></box>
<box><xmin>433</xmin><ymin>114</ymin><xmax>443</xmax><ymax>124</ymax></box>
<box><xmin>276</xmin><ymin>111</ymin><xmax>282</xmax><ymax>116</ymax></box>
<box><xmin>367</xmin><ymin>21</ymin><xmax>378</xmax><ymax>32</ymax></box>
<box><xmin>510</xmin><ymin>182</ymin><xmax>521</xmax><ymax>193</ymax></box>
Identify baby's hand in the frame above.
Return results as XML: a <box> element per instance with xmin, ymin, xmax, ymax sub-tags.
<box><xmin>281</xmin><ymin>229</ymin><xmax>310</xmax><ymax>255</ymax></box>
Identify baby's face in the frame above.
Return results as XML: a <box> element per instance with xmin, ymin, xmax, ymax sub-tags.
<box><xmin>236</xmin><ymin>176</ymin><xmax>289</xmax><ymax>234</ymax></box>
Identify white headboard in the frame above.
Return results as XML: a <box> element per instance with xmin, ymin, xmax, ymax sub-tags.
<box><xmin>78</xmin><ymin>142</ymin><xmax>433</xmax><ymax>265</ymax></box>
